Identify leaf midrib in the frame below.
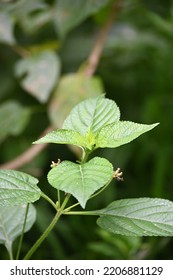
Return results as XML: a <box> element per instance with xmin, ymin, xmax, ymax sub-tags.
<box><xmin>99</xmin><ymin>210</ymin><xmax>173</xmax><ymax>225</ymax></box>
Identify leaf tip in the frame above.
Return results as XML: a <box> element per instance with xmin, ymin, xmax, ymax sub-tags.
<box><xmin>149</xmin><ymin>122</ymin><xmax>160</xmax><ymax>131</ymax></box>
<box><xmin>153</xmin><ymin>122</ymin><xmax>160</xmax><ymax>127</ymax></box>
<box><xmin>32</xmin><ymin>140</ymin><xmax>40</xmax><ymax>145</ymax></box>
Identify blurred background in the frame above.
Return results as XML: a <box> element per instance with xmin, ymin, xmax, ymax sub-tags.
<box><xmin>0</xmin><ymin>0</ymin><xmax>173</xmax><ymax>259</ymax></box>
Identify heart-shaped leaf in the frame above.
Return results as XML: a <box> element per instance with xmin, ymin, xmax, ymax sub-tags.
<box><xmin>97</xmin><ymin>198</ymin><xmax>173</xmax><ymax>236</ymax></box>
<box><xmin>63</xmin><ymin>95</ymin><xmax>120</xmax><ymax>136</ymax></box>
<box><xmin>96</xmin><ymin>121</ymin><xmax>159</xmax><ymax>148</ymax></box>
<box><xmin>48</xmin><ymin>157</ymin><xmax>113</xmax><ymax>208</ymax></box>
<box><xmin>0</xmin><ymin>204</ymin><xmax>36</xmax><ymax>255</ymax></box>
<box><xmin>0</xmin><ymin>170</ymin><xmax>41</xmax><ymax>206</ymax></box>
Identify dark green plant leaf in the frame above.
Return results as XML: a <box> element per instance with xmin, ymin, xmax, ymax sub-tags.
<box><xmin>63</xmin><ymin>95</ymin><xmax>120</xmax><ymax>136</ymax></box>
<box><xmin>0</xmin><ymin>170</ymin><xmax>41</xmax><ymax>206</ymax></box>
<box><xmin>53</xmin><ymin>0</ymin><xmax>111</xmax><ymax>36</ymax></box>
<box><xmin>0</xmin><ymin>101</ymin><xmax>31</xmax><ymax>143</ymax></box>
<box><xmin>0</xmin><ymin>204</ymin><xmax>36</xmax><ymax>254</ymax></box>
<box><xmin>96</xmin><ymin>121</ymin><xmax>159</xmax><ymax>148</ymax></box>
<box><xmin>0</xmin><ymin>12</ymin><xmax>16</xmax><ymax>44</ymax></box>
<box><xmin>48</xmin><ymin>157</ymin><xmax>113</xmax><ymax>208</ymax></box>
<box><xmin>15</xmin><ymin>51</ymin><xmax>61</xmax><ymax>103</ymax></box>
<box><xmin>97</xmin><ymin>198</ymin><xmax>173</xmax><ymax>236</ymax></box>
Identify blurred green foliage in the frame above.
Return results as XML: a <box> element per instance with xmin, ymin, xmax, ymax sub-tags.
<box><xmin>0</xmin><ymin>0</ymin><xmax>173</xmax><ymax>260</ymax></box>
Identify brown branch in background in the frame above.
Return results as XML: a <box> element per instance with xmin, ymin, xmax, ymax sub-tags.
<box><xmin>85</xmin><ymin>0</ymin><xmax>121</xmax><ymax>77</ymax></box>
<box><xmin>0</xmin><ymin>126</ymin><xmax>53</xmax><ymax>170</ymax></box>
<box><xmin>12</xmin><ymin>45</ymin><xmax>30</xmax><ymax>57</ymax></box>
<box><xmin>0</xmin><ymin>0</ymin><xmax>121</xmax><ymax>170</ymax></box>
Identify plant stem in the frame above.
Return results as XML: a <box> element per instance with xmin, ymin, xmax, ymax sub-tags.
<box><xmin>23</xmin><ymin>211</ymin><xmax>61</xmax><ymax>260</ymax></box>
<box><xmin>57</xmin><ymin>190</ymin><xmax>61</xmax><ymax>207</ymax></box>
<box><xmin>41</xmin><ymin>192</ymin><xmax>57</xmax><ymax>210</ymax></box>
<box><xmin>64</xmin><ymin>202</ymin><xmax>80</xmax><ymax>212</ymax></box>
<box><xmin>61</xmin><ymin>193</ymin><xmax>71</xmax><ymax>209</ymax></box>
<box><xmin>23</xmin><ymin>194</ymin><xmax>71</xmax><ymax>260</ymax></box>
<box><xmin>16</xmin><ymin>204</ymin><xmax>29</xmax><ymax>260</ymax></box>
<box><xmin>64</xmin><ymin>211</ymin><xmax>99</xmax><ymax>216</ymax></box>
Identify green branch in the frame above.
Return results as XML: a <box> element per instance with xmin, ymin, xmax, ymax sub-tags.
<box><xmin>23</xmin><ymin>194</ymin><xmax>71</xmax><ymax>260</ymax></box>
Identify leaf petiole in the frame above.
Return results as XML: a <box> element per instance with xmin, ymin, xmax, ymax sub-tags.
<box><xmin>57</xmin><ymin>190</ymin><xmax>61</xmax><ymax>207</ymax></box>
<box><xmin>63</xmin><ymin>202</ymin><xmax>80</xmax><ymax>212</ymax></box>
<box><xmin>41</xmin><ymin>192</ymin><xmax>57</xmax><ymax>210</ymax></box>
<box><xmin>63</xmin><ymin>210</ymin><xmax>98</xmax><ymax>216</ymax></box>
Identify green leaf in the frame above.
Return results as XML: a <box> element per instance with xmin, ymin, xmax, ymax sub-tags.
<box><xmin>63</xmin><ymin>95</ymin><xmax>120</xmax><ymax>136</ymax></box>
<box><xmin>0</xmin><ymin>12</ymin><xmax>16</xmax><ymax>45</ymax></box>
<box><xmin>33</xmin><ymin>129</ymin><xmax>85</xmax><ymax>147</ymax></box>
<box><xmin>0</xmin><ymin>101</ymin><xmax>31</xmax><ymax>143</ymax></box>
<box><xmin>15</xmin><ymin>51</ymin><xmax>61</xmax><ymax>103</ymax></box>
<box><xmin>97</xmin><ymin>198</ymin><xmax>173</xmax><ymax>236</ymax></box>
<box><xmin>0</xmin><ymin>204</ymin><xmax>36</xmax><ymax>254</ymax></box>
<box><xmin>48</xmin><ymin>157</ymin><xmax>113</xmax><ymax>208</ymax></box>
<box><xmin>35</xmin><ymin>96</ymin><xmax>158</xmax><ymax>151</ymax></box>
<box><xmin>53</xmin><ymin>0</ymin><xmax>111</xmax><ymax>36</ymax></box>
<box><xmin>48</xmin><ymin>73</ymin><xmax>103</xmax><ymax>128</ymax></box>
<box><xmin>0</xmin><ymin>170</ymin><xmax>41</xmax><ymax>206</ymax></box>
<box><xmin>96</xmin><ymin>121</ymin><xmax>159</xmax><ymax>148</ymax></box>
